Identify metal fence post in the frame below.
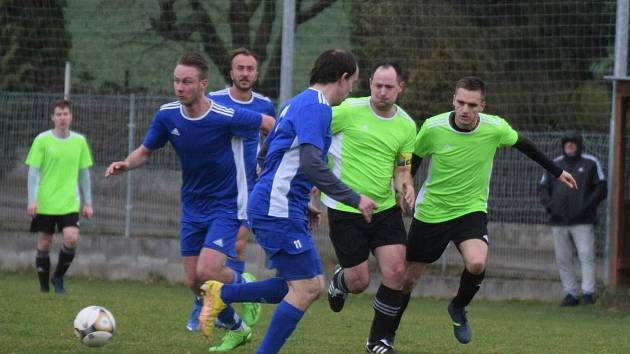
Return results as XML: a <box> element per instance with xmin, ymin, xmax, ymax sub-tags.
<box><xmin>278</xmin><ymin>0</ymin><xmax>295</xmax><ymax>107</ymax></box>
<box><xmin>604</xmin><ymin>0</ymin><xmax>629</xmax><ymax>286</ymax></box>
<box><xmin>125</xmin><ymin>94</ymin><xmax>136</xmax><ymax>238</ymax></box>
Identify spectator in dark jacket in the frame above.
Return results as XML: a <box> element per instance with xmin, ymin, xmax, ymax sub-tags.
<box><xmin>539</xmin><ymin>131</ymin><xmax>607</xmax><ymax>306</ymax></box>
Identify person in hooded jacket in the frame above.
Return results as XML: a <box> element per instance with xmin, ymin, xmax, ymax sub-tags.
<box><xmin>539</xmin><ymin>131</ymin><xmax>607</xmax><ymax>306</ymax></box>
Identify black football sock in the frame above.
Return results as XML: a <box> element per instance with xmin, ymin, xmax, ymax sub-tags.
<box><xmin>388</xmin><ymin>292</ymin><xmax>411</xmax><ymax>340</ymax></box>
<box><xmin>53</xmin><ymin>244</ymin><xmax>76</xmax><ymax>279</ymax></box>
<box><xmin>36</xmin><ymin>250</ymin><xmax>50</xmax><ymax>291</ymax></box>
<box><xmin>452</xmin><ymin>268</ymin><xmax>485</xmax><ymax>308</ymax></box>
<box><xmin>368</xmin><ymin>284</ymin><xmax>402</xmax><ymax>343</ymax></box>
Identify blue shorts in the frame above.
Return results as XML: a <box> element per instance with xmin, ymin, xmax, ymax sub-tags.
<box><xmin>249</xmin><ymin>214</ymin><xmax>322</xmax><ymax>280</ymax></box>
<box><xmin>180</xmin><ymin>217</ymin><xmax>240</xmax><ymax>257</ymax></box>
<box><xmin>269</xmin><ymin>248</ymin><xmax>323</xmax><ymax>281</ymax></box>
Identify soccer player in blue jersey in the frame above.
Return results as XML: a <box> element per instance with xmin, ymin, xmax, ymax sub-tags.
<box><xmin>208</xmin><ymin>48</ymin><xmax>275</xmax><ymax>277</ymax></box>
<box><xmin>200</xmin><ymin>48</ymin><xmax>275</xmax><ymax>346</ymax></box>
<box><xmin>105</xmin><ymin>52</ymin><xmax>275</xmax><ymax>350</ymax></box>
<box><xmin>197</xmin><ymin>49</ymin><xmax>378</xmax><ymax>354</ymax></box>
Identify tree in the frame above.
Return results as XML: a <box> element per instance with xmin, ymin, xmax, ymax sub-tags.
<box><xmin>149</xmin><ymin>0</ymin><xmax>337</xmax><ymax>98</ymax></box>
<box><xmin>0</xmin><ymin>0</ymin><xmax>71</xmax><ymax>92</ymax></box>
<box><xmin>346</xmin><ymin>0</ymin><xmax>614</xmax><ymax>130</ymax></box>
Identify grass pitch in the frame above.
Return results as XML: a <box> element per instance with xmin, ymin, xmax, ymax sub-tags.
<box><xmin>1</xmin><ymin>271</ymin><xmax>628</xmax><ymax>354</ymax></box>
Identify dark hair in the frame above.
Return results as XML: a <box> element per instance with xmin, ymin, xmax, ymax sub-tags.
<box><xmin>177</xmin><ymin>52</ymin><xmax>209</xmax><ymax>80</ymax></box>
<box><xmin>370</xmin><ymin>61</ymin><xmax>405</xmax><ymax>82</ymax></box>
<box><xmin>455</xmin><ymin>76</ymin><xmax>485</xmax><ymax>98</ymax></box>
<box><xmin>51</xmin><ymin>99</ymin><xmax>71</xmax><ymax>114</ymax></box>
<box><xmin>229</xmin><ymin>47</ymin><xmax>258</xmax><ymax>66</ymax></box>
<box><xmin>309</xmin><ymin>49</ymin><xmax>357</xmax><ymax>85</ymax></box>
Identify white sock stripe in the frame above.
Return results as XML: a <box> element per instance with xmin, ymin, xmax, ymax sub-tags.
<box><xmin>372</xmin><ymin>299</ymin><xmax>400</xmax><ymax>317</ymax></box>
<box><xmin>373</xmin><ymin>298</ymin><xmax>401</xmax><ymax>312</ymax></box>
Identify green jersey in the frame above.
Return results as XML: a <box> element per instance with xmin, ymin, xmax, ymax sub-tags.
<box><xmin>25</xmin><ymin>130</ymin><xmax>93</xmax><ymax>215</ymax></box>
<box><xmin>414</xmin><ymin>112</ymin><xmax>518</xmax><ymax>223</ymax></box>
<box><xmin>323</xmin><ymin>97</ymin><xmax>416</xmax><ymax>213</ymax></box>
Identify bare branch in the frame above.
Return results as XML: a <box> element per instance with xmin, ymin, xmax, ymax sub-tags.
<box><xmin>297</xmin><ymin>0</ymin><xmax>337</xmax><ymax>24</ymax></box>
<box><xmin>252</xmin><ymin>0</ymin><xmax>276</xmax><ymax>64</ymax></box>
<box><xmin>150</xmin><ymin>0</ymin><xmax>194</xmax><ymax>41</ymax></box>
<box><xmin>188</xmin><ymin>0</ymin><xmax>230</xmax><ymax>81</ymax></box>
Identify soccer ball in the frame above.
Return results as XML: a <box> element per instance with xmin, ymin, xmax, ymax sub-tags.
<box><xmin>73</xmin><ymin>306</ymin><xmax>116</xmax><ymax>347</ymax></box>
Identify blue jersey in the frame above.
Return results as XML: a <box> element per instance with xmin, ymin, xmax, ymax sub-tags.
<box><xmin>143</xmin><ymin>100</ymin><xmax>262</xmax><ymax>222</ymax></box>
<box><xmin>248</xmin><ymin>88</ymin><xmax>332</xmax><ymax>220</ymax></box>
<box><xmin>208</xmin><ymin>88</ymin><xmax>276</xmax><ymax>193</ymax></box>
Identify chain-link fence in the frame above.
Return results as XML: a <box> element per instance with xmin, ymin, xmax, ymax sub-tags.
<box><xmin>0</xmin><ymin>0</ymin><xmax>621</xmax><ymax>281</ymax></box>
<box><xmin>0</xmin><ymin>92</ymin><xmax>611</xmax><ymax>280</ymax></box>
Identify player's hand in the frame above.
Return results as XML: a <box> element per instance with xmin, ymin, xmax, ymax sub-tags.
<box><xmin>558</xmin><ymin>171</ymin><xmax>578</xmax><ymax>189</ymax></box>
<box><xmin>307</xmin><ymin>202</ymin><xmax>321</xmax><ymax>230</ymax></box>
<box><xmin>27</xmin><ymin>203</ymin><xmax>37</xmax><ymax>218</ymax></box>
<box><xmin>310</xmin><ymin>186</ymin><xmax>320</xmax><ymax>198</ymax></box>
<box><xmin>105</xmin><ymin>161</ymin><xmax>129</xmax><ymax>177</ymax></box>
<box><xmin>358</xmin><ymin>195</ymin><xmax>378</xmax><ymax>223</ymax></box>
<box><xmin>402</xmin><ymin>183</ymin><xmax>415</xmax><ymax>209</ymax></box>
<box><xmin>82</xmin><ymin>205</ymin><xmax>94</xmax><ymax>219</ymax></box>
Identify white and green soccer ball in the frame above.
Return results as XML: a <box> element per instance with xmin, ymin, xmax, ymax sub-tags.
<box><xmin>73</xmin><ymin>306</ymin><xmax>116</xmax><ymax>347</ymax></box>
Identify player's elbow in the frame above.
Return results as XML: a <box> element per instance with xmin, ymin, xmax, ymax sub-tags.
<box><xmin>260</xmin><ymin>115</ymin><xmax>275</xmax><ymax>133</ymax></box>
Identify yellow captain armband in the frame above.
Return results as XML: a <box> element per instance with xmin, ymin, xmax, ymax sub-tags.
<box><xmin>397</xmin><ymin>152</ymin><xmax>412</xmax><ymax>167</ymax></box>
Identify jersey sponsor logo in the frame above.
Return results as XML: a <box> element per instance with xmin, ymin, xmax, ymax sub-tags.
<box><xmin>213</xmin><ymin>239</ymin><xmax>224</xmax><ymax>247</ymax></box>
<box><xmin>442</xmin><ymin>143</ymin><xmax>453</xmax><ymax>151</ymax></box>
<box><xmin>578</xmin><ymin>167</ymin><xmax>584</xmax><ymax>173</ymax></box>
<box><xmin>171</xmin><ymin>128</ymin><xmax>180</xmax><ymax>136</ymax></box>
<box><xmin>361</xmin><ymin>124</ymin><xmax>369</xmax><ymax>132</ymax></box>
<box><xmin>293</xmin><ymin>239</ymin><xmax>302</xmax><ymax>249</ymax></box>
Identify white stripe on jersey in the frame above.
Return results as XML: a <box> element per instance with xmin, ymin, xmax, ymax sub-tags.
<box><xmin>208</xmin><ymin>88</ymin><xmax>229</xmax><ymax>96</ymax></box>
<box><xmin>269</xmin><ymin>138</ymin><xmax>301</xmax><ymax>218</ymax></box>
<box><xmin>231</xmin><ymin>137</ymin><xmax>248</xmax><ymax>220</ymax></box>
<box><xmin>211</xmin><ymin>102</ymin><xmax>236</xmax><ymax>117</ymax></box>
<box><xmin>480</xmin><ymin>114</ymin><xmax>501</xmax><ymax>125</ymax></box>
<box><xmin>160</xmin><ymin>101</ymin><xmax>180</xmax><ymax>110</ymax></box>
<box><xmin>252</xmin><ymin>92</ymin><xmax>272</xmax><ymax>102</ymax></box>
<box><xmin>318</xmin><ymin>91</ymin><xmax>328</xmax><ymax>105</ymax></box>
<box><xmin>427</xmin><ymin>116</ymin><xmax>449</xmax><ymax>129</ymax></box>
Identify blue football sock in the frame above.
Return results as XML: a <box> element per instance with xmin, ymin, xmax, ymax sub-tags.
<box><xmin>226</xmin><ymin>258</ymin><xmax>246</xmax><ymax>274</ymax></box>
<box><xmin>230</xmin><ymin>268</ymin><xmax>244</xmax><ymax>284</ymax></box>
<box><xmin>221</xmin><ymin>277</ymin><xmax>288</xmax><ymax>304</ymax></box>
<box><xmin>256</xmin><ymin>300</ymin><xmax>304</xmax><ymax>354</ymax></box>
<box><xmin>217</xmin><ymin>304</ymin><xmax>242</xmax><ymax>329</ymax></box>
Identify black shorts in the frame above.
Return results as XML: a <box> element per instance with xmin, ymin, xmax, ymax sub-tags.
<box><xmin>30</xmin><ymin>213</ymin><xmax>80</xmax><ymax>234</ymax></box>
<box><xmin>406</xmin><ymin>211</ymin><xmax>488</xmax><ymax>264</ymax></box>
<box><xmin>328</xmin><ymin>206</ymin><xmax>406</xmax><ymax>268</ymax></box>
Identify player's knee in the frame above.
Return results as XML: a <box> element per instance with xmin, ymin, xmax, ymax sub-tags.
<box><xmin>350</xmin><ymin>276</ymin><xmax>370</xmax><ymax>293</ymax></box>
<box><xmin>38</xmin><ymin>238</ymin><xmax>52</xmax><ymax>251</ymax></box>
<box><xmin>196</xmin><ymin>263</ymin><xmax>223</xmax><ymax>283</ymax></box>
<box><xmin>467</xmin><ymin>261</ymin><xmax>486</xmax><ymax>275</ymax></box>
<box><xmin>382</xmin><ymin>263</ymin><xmax>406</xmax><ymax>287</ymax></box>
<box><xmin>344</xmin><ymin>269</ymin><xmax>370</xmax><ymax>293</ymax></box>
<box><xmin>302</xmin><ymin>280</ymin><xmax>323</xmax><ymax>302</ymax></box>
<box><xmin>63</xmin><ymin>232</ymin><xmax>79</xmax><ymax>248</ymax></box>
<box><xmin>64</xmin><ymin>238</ymin><xmax>79</xmax><ymax>249</ymax></box>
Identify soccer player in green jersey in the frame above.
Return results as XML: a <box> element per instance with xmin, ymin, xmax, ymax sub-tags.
<box><xmin>391</xmin><ymin>77</ymin><xmax>577</xmax><ymax>345</ymax></box>
<box><xmin>324</xmin><ymin>61</ymin><xmax>416</xmax><ymax>354</ymax></box>
<box><xmin>25</xmin><ymin>99</ymin><xmax>94</xmax><ymax>294</ymax></box>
